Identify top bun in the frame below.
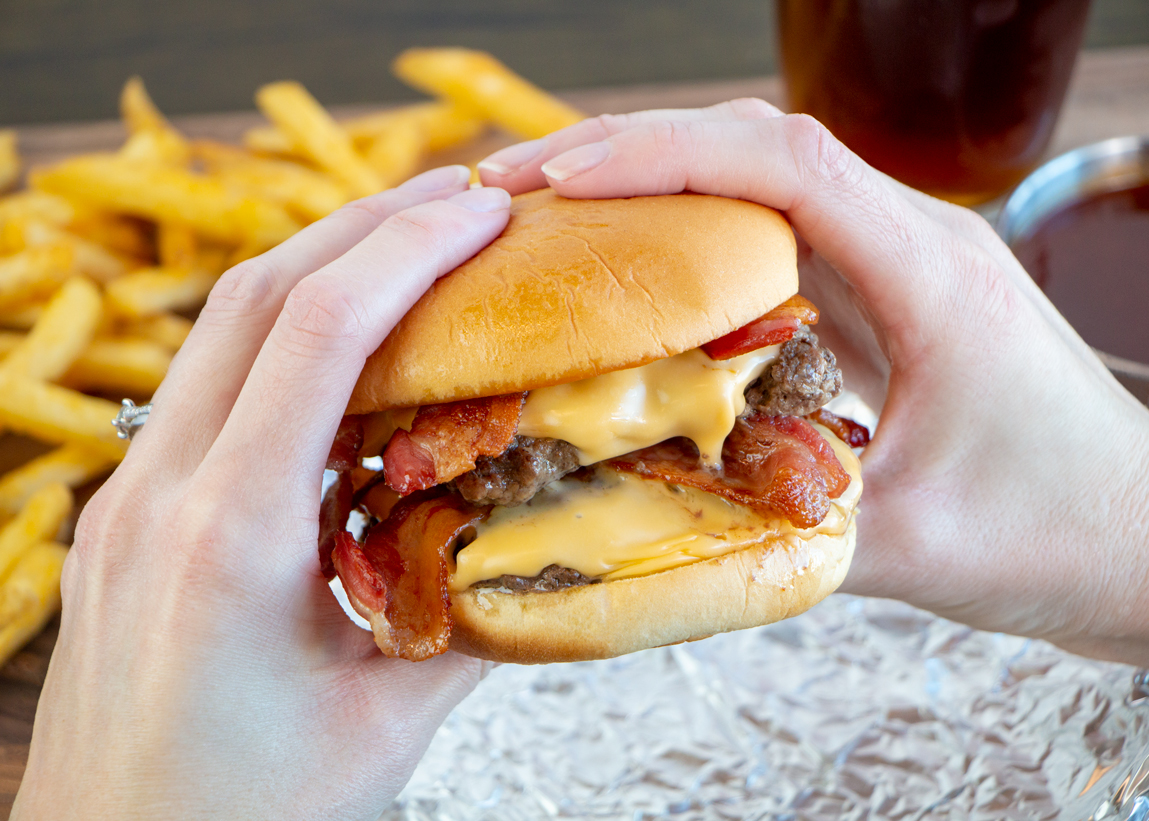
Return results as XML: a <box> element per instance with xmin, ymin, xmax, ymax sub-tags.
<box><xmin>348</xmin><ymin>189</ymin><xmax>798</xmax><ymax>413</ymax></box>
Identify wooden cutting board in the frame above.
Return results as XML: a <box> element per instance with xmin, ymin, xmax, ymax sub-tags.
<box><xmin>1</xmin><ymin>47</ymin><xmax>1148</xmax><ymax>816</ymax></box>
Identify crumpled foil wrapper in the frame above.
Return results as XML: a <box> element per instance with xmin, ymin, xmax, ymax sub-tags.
<box><xmin>383</xmin><ymin>595</ymin><xmax>1149</xmax><ymax>820</ymax></box>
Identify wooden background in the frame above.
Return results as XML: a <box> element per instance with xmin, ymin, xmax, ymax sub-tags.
<box><xmin>3</xmin><ymin>0</ymin><xmax>1149</xmax><ymax>124</ymax></box>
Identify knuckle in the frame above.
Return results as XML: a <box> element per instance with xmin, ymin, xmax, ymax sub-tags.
<box><xmin>648</xmin><ymin>119</ymin><xmax>700</xmax><ymax>156</ymax></box>
<box><xmin>59</xmin><ymin>548</ymin><xmax>81</xmax><ymax>605</ymax></box>
<box><xmin>787</xmin><ymin>114</ymin><xmax>858</xmax><ymax>188</ymax></box>
<box><xmin>203</xmin><ymin>256</ymin><xmax>279</xmax><ymax>321</ymax></box>
<box><xmin>66</xmin><ymin>479</ymin><xmax>145</xmax><ymax>585</ymax></box>
<box><xmin>280</xmin><ymin>275</ymin><xmax>368</xmax><ymax>358</ymax></box>
<box><xmin>338</xmin><ymin>195</ymin><xmax>392</xmax><ymax>224</ymax></box>
<box><xmin>725</xmin><ymin>97</ymin><xmax>779</xmax><ymax>120</ymax></box>
<box><xmin>952</xmin><ymin>206</ymin><xmax>1001</xmax><ymax>247</ymax></box>
<box><xmin>590</xmin><ymin>112</ymin><xmax>631</xmax><ymax>138</ymax></box>
<box><xmin>382</xmin><ymin>209</ymin><xmax>446</xmax><ymax>258</ymax></box>
<box><xmin>953</xmin><ymin>242</ymin><xmax>1022</xmax><ymax>329</ymax></box>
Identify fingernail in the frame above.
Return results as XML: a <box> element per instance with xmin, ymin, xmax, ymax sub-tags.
<box><xmin>541</xmin><ymin>141</ymin><xmax>610</xmax><ymax>182</ymax></box>
<box><xmin>477</xmin><ymin>139</ymin><xmax>546</xmax><ymax>176</ymax></box>
<box><xmin>449</xmin><ymin>186</ymin><xmax>511</xmax><ymax>213</ymax></box>
<box><xmin>400</xmin><ymin>165</ymin><xmax>471</xmax><ymax>192</ymax></box>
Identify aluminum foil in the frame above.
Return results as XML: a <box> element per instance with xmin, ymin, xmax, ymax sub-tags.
<box><xmin>384</xmin><ymin>595</ymin><xmax>1149</xmax><ymax>820</ymax></box>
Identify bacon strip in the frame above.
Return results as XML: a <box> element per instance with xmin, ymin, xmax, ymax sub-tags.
<box><xmin>332</xmin><ymin>490</ymin><xmax>491</xmax><ymax>661</ymax></box>
<box><xmin>702</xmin><ymin>295</ymin><xmax>820</xmax><ymax>361</ymax></box>
<box><xmin>807</xmin><ymin>408</ymin><xmax>871</xmax><ymax>448</ymax></box>
<box><xmin>610</xmin><ymin>413</ymin><xmax>850</xmax><ymax>529</ymax></box>
<box><xmin>326</xmin><ymin>415</ymin><xmax>365</xmax><ymax>471</ymax></box>
<box><xmin>318</xmin><ymin>470</ymin><xmax>354</xmax><ymax>581</ymax></box>
<box><xmin>383</xmin><ymin>393</ymin><xmax>524</xmax><ymax>496</ymax></box>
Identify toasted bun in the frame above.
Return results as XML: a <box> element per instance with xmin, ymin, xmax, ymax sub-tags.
<box><xmin>348</xmin><ymin>190</ymin><xmax>798</xmax><ymax>413</ymax></box>
<box><xmin>447</xmin><ymin>521</ymin><xmax>855</xmax><ymax>664</ymax></box>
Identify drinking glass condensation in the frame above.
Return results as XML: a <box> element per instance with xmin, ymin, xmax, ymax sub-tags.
<box><xmin>777</xmin><ymin>0</ymin><xmax>1092</xmax><ymax>205</ymax></box>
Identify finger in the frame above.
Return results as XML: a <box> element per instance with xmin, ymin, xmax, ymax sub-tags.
<box><xmin>534</xmin><ymin>116</ymin><xmax>964</xmax><ymax>364</ymax></box>
<box><xmin>201</xmin><ymin>187</ymin><xmax>512</xmax><ymax>517</ymax></box>
<box><xmin>476</xmin><ymin>98</ymin><xmax>782</xmax><ymax>194</ymax></box>
<box><xmin>133</xmin><ymin>166</ymin><xmax>474</xmax><ymax>477</ymax></box>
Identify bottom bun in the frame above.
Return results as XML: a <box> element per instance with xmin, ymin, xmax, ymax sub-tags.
<box><xmin>447</xmin><ymin>519</ymin><xmax>856</xmax><ymax>664</ymax></box>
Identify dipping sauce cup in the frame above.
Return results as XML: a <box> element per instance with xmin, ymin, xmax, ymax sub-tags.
<box><xmin>998</xmin><ymin>136</ymin><xmax>1149</xmax><ymax>404</ymax></box>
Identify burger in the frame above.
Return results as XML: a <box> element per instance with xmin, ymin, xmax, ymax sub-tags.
<box><xmin>321</xmin><ymin>189</ymin><xmax>867</xmax><ymax>664</ymax></box>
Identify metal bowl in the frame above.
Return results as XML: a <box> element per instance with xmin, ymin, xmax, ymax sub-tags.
<box><xmin>996</xmin><ymin>136</ymin><xmax>1149</xmax><ymax>405</ymax></box>
<box><xmin>997</xmin><ymin>135</ymin><xmax>1149</xmax><ymax>245</ymax></box>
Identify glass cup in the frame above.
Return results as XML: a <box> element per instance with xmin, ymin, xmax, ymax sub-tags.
<box><xmin>777</xmin><ymin>0</ymin><xmax>1093</xmax><ymax>205</ymax></box>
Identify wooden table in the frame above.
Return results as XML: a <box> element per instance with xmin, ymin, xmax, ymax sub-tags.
<box><xmin>2</xmin><ymin>44</ymin><xmax>1149</xmax><ymax>818</ymax></box>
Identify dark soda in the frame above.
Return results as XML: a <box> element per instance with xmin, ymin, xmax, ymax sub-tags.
<box><xmin>778</xmin><ymin>0</ymin><xmax>1092</xmax><ymax>204</ymax></box>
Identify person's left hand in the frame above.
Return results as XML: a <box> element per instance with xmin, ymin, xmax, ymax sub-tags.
<box><xmin>11</xmin><ymin>166</ymin><xmax>512</xmax><ymax>821</ymax></box>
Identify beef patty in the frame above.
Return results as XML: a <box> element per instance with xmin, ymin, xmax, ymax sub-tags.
<box><xmin>454</xmin><ymin>435</ymin><xmax>581</xmax><ymax>507</ymax></box>
<box><xmin>471</xmin><ymin>563</ymin><xmax>598</xmax><ymax>593</ymax></box>
<box><xmin>744</xmin><ymin>326</ymin><xmax>842</xmax><ymax>417</ymax></box>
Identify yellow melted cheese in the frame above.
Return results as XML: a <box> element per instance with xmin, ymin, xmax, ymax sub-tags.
<box><xmin>517</xmin><ymin>346</ymin><xmax>779</xmax><ymax>468</ymax></box>
<box><xmin>449</xmin><ymin>424</ymin><xmax>862</xmax><ymax>592</ymax></box>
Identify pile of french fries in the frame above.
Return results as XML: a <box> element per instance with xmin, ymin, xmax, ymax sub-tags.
<box><xmin>0</xmin><ymin>48</ymin><xmax>584</xmax><ymax>668</ymax></box>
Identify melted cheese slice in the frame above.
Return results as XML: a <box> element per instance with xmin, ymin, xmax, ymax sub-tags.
<box><xmin>517</xmin><ymin>346</ymin><xmax>779</xmax><ymax>468</ymax></box>
<box><xmin>449</xmin><ymin>425</ymin><xmax>861</xmax><ymax>592</ymax></box>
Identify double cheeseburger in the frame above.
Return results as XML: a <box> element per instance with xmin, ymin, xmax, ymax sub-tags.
<box><xmin>321</xmin><ymin>189</ymin><xmax>867</xmax><ymax>664</ymax></box>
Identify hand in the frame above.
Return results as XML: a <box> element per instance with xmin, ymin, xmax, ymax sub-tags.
<box><xmin>478</xmin><ymin>101</ymin><xmax>1149</xmax><ymax>665</ymax></box>
<box><xmin>12</xmin><ymin>167</ymin><xmax>512</xmax><ymax>820</ymax></box>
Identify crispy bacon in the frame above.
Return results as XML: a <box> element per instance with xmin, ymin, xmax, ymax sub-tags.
<box><xmin>332</xmin><ymin>490</ymin><xmax>491</xmax><ymax>661</ymax></box>
<box><xmin>326</xmin><ymin>415</ymin><xmax>365</xmax><ymax>471</ymax></box>
<box><xmin>806</xmin><ymin>408</ymin><xmax>871</xmax><ymax>448</ymax></box>
<box><xmin>318</xmin><ymin>471</ymin><xmax>354</xmax><ymax>581</ymax></box>
<box><xmin>610</xmin><ymin>413</ymin><xmax>850</xmax><ymax>529</ymax></box>
<box><xmin>702</xmin><ymin>295</ymin><xmax>820</xmax><ymax>361</ymax></box>
<box><xmin>383</xmin><ymin>393</ymin><xmax>524</xmax><ymax>496</ymax></box>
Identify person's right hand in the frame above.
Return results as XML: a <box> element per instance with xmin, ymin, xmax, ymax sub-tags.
<box><xmin>478</xmin><ymin>100</ymin><xmax>1149</xmax><ymax>665</ymax></box>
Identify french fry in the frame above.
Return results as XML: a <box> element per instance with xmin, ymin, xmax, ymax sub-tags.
<box><xmin>393</xmin><ymin>48</ymin><xmax>584</xmax><ymax>140</ymax></box>
<box><xmin>195</xmin><ymin>140</ymin><xmax>351</xmax><ymax>222</ymax></box>
<box><xmin>32</xmin><ymin>155</ymin><xmax>301</xmax><ymax>250</ymax></box>
<box><xmin>194</xmin><ymin>244</ymin><xmax>231</xmax><ymax>277</ymax></box>
<box><xmin>5</xmin><ymin>218</ymin><xmax>130</xmax><ymax>283</ymax></box>
<box><xmin>217</xmin><ymin>165</ymin><xmax>349</xmax><ymax>223</ymax></box>
<box><xmin>255</xmin><ymin>82</ymin><xmax>383</xmax><ymax>197</ymax></box>
<box><xmin>0</xmin><ymin>131</ymin><xmax>19</xmax><ymax>193</ymax></box>
<box><xmin>225</xmin><ymin>241</ymin><xmax>265</xmax><ymax>268</ymax></box>
<box><xmin>69</xmin><ymin>212</ymin><xmax>153</xmax><ymax>260</ymax></box>
<box><xmin>0</xmin><ymin>277</ymin><xmax>102</xmax><ymax>381</ymax></box>
<box><xmin>117</xmin><ymin>312</ymin><xmax>193</xmax><ymax>351</ymax></box>
<box><xmin>120</xmin><ymin>77</ymin><xmax>191</xmax><ymax>166</ymax></box>
<box><xmin>119</xmin><ymin>129</ymin><xmax>191</xmax><ymax>167</ymax></box>
<box><xmin>0</xmin><ymin>445</ymin><xmax>114</xmax><ymax>519</ymax></box>
<box><xmin>63</xmin><ymin>338</ymin><xmax>172</xmax><ymax>397</ymax></box>
<box><xmin>0</xmin><ymin>372</ymin><xmax>128</xmax><ymax>461</ymax></box>
<box><xmin>242</xmin><ymin>124</ymin><xmax>306</xmax><ymax>160</ymax></box>
<box><xmin>156</xmin><ymin>222</ymin><xmax>198</xmax><ymax>268</ymax></box>
<box><xmin>0</xmin><ymin>484</ymin><xmax>71</xmax><ymax>582</ymax></box>
<box><xmin>0</xmin><ymin>330</ymin><xmax>21</xmax><ymax>357</ymax></box>
<box><xmin>104</xmin><ymin>266</ymin><xmax>217</xmax><ymax>319</ymax></box>
<box><xmin>363</xmin><ymin>118</ymin><xmax>425</xmax><ymax>189</ymax></box>
<box><xmin>120</xmin><ymin>77</ymin><xmax>168</xmax><ymax>134</ymax></box>
<box><xmin>0</xmin><ymin>190</ymin><xmax>76</xmax><ymax>228</ymax></box>
<box><xmin>0</xmin><ymin>244</ymin><xmax>74</xmax><ymax>310</ymax></box>
<box><xmin>0</xmin><ymin>541</ymin><xmax>68</xmax><ymax>668</ymax></box>
<box><xmin>0</xmin><ymin>301</ymin><xmax>44</xmax><ymax>329</ymax></box>
<box><xmin>343</xmin><ymin>101</ymin><xmax>486</xmax><ymax>153</ymax></box>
